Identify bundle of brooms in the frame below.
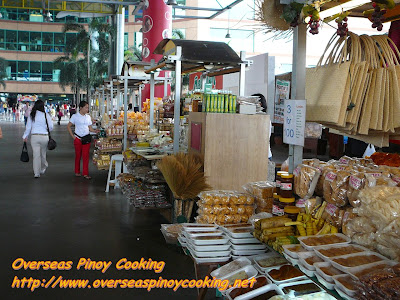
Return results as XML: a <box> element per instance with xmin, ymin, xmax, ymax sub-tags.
<box><xmin>157</xmin><ymin>153</ymin><xmax>211</xmax><ymax>222</ymax></box>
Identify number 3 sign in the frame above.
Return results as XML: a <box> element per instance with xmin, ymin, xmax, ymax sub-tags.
<box><xmin>283</xmin><ymin>99</ymin><xmax>306</xmax><ymax>147</ymax></box>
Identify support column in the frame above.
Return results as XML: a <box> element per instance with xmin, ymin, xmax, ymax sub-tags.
<box><xmin>289</xmin><ymin>24</ymin><xmax>306</xmax><ymax>172</ymax></box>
<box><xmin>116</xmin><ymin>6</ymin><xmax>125</xmax><ymax>75</ymax></box>
<box><xmin>141</xmin><ymin>0</ymin><xmax>172</xmax><ymax>105</ymax></box>
<box><xmin>239</xmin><ymin>51</ymin><xmax>246</xmax><ymax>97</ymax></box>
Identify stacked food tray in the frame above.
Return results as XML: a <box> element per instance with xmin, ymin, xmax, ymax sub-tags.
<box><xmin>182</xmin><ymin>224</ymin><xmax>231</xmax><ymax>264</ymax></box>
<box><xmin>293</xmin><ymin>233</ymin><xmax>399</xmax><ymax>300</ymax></box>
<box><xmin>222</xmin><ymin>224</ymin><xmax>267</xmax><ymax>259</ymax></box>
<box><xmin>209</xmin><ymin>256</ymin><xmax>328</xmax><ymax>300</ymax></box>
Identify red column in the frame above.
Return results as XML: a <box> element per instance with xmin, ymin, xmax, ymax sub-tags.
<box><xmin>141</xmin><ymin>0</ymin><xmax>172</xmax><ymax>108</ymax></box>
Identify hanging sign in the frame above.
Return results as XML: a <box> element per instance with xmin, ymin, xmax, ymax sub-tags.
<box><xmin>189</xmin><ymin>72</ymin><xmax>223</xmax><ymax>91</ymax></box>
<box><xmin>283</xmin><ymin>99</ymin><xmax>306</xmax><ymax>147</ymax></box>
<box><xmin>274</xmin><ymin>79</ymin><xmax>290</xmax><ymax>124</ymax></box>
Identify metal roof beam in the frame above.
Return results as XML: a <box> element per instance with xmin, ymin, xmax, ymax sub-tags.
<box><xmin>208</xmin><ymin>0</ymin><xmax>243</xmax><ymax>19</ymax></box>
<box><xmin>62</xmin><ymin>0</ymin><xmax>139</xmax><ymax>5</ymax></box>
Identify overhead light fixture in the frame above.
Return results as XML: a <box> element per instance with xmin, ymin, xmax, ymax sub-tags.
<box><xmin>0</xmin><ymin>13</ymin><xmax>2</xmax><ymax>19</ymax></box>
<box><xmin>225</xmin><ymin>8</ymin><xmax>231</xmax><ymax>39</ymax></box>
<box><xmin>204</xmin><ymin>64</ymin><xmax>214</xmax><ymax>70</ymax></box>
<box><xmin>319</xmin><ymin>0</ymin><xmax>370</xmax><ymax>20</ymax></box>
<box><xmin>166</xmin><ymin>0</ymin><xmax>177</xmax><ymax>5</ymax></box>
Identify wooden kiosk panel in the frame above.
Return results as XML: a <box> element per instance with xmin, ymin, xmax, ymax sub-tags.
<box><xmin>189</xmin><ymin>112</ymin><xmax>270</xmax><ymax>190</ymax></box>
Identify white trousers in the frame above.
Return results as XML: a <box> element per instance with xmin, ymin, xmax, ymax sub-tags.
<box><xmin>31</xmin><ymin>135</ymin><xmax>49</xmax><ymax>176</ymax></box>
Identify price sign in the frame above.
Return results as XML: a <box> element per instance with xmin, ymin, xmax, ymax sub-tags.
<box><xmin>283</xmin><ymin>99</ymin><xmax>306</xmax><ymax>147</ymax></box>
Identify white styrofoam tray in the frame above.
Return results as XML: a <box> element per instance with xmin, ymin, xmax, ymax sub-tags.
<box><xmin>298</xmin><ymin>263</ymin><xmax>315</xmax><ymax>277</ymax></box>
<box><xmin>266</xmin><ymin>265</ymin><xmax>307</xmax><ymax>285</ymax></box>
<box><xmin>230</xmin><ymin>242</ymin><xmax>266</xmax><ymax>251</ymax></box>
<box><xmin>345</xmin><ymin>260</ymin><xmax>398</xmax><ymax>280</ymax></box>
<box><xmin>314</xmin><ymin>272</ymin><xmax>335</xmax><ymax>290</ymax></box>
<box><xmin>183</xmin><ymin>230</ymin><xmax>224</xmax><ymax>239</ymax></box>
<box><xmin>230</xmin><ymin>237</ymin><xmax>261</xmax><ymax>244</ymax></box>
<box><xmin>221</xmin><ymin>224</ymin><xmax>253</xmax><ymax>232</ymax></box>
<box><xmin>218</xmin><ymin>265</ymin><xmax>258</xmax><ymax>286</ymax></box>
<box><xmin>282</xmin><ymin>244</ymin><xmax>308</xmax><ymax>259</ymax></box>
<box><xmin>298</xmin><ymin>251</ymin><xmax>324</xmax><ymax>271</ymax></box>
<box><xmin>278</xmin><ymin>279</ymin><xmax>323</xmax><ymax>295</ymax></box>
<box><xmin>226</xmin><ymin>228</ymin><xmax>254</xmax><ymax>239</ymax></box>
<box><xmin>177</xmin><ymin>236</ymin><xmax>187</xmax><ymax>247</ymax></box>
<box><xmin>187</xmin><ymin>244</ymin><xmax>231</xmax><ymax>258</ymax></box>
<box><xmin>314</xmin><ymin>262</ymin><xmax>343</xmax><ymax>283</ymax></box>
<box><xmin>298</xmin><ymin>233</ymin><xmax>351</xmax><ymax>251</ymax></box>
<box><xmin>189</xmin><ymin>235</ymin><xmax>230</xmax><ymax>246</ymax></box>
<box><xmin>186</xmin><ymin>240</ymin><xmax>231</xmax><ymax>252</ymax></box>
<box><xmin>226</xmin><ymin>282</ymin><xmax>283</xmax><ymax>300</ymax></box>
<box><xmin>313</xmin><ymin>244</ymin><xmax>368</xmax><ymax>261</ymax></box>
<box><xmin>334</xmin><ymin>286</ymin><xmax>355</xmax><ymax>300</ymax></box>
<box><xmin>253</xmin><ymin>252</ymin><xmax>289</xmax><ymax>272</ymax></box>
<box><xmin>283</xmin><ymin>252</ymin><xmax>299</xmax><ymax>266</ymax></box>
<box><xmin>182</xmin><ymin>223</ymin><xmax>218</xmax><ymax>229</ymax></box>
<box><xmin>231</xmin><ymin>248</ymin><xmax>267</xmax><ymax>256</ymax></box>
<box><xmin>329</xmin><ymin>251</ymin><xmax>390</xmax><ymax>272</ymax></box>
<box><xmin>210</xmin><ymin>257</ymin><xmax>252</xmax><ymax>280</ymax></box>
<box><xmin>189</xmin><ymin>251</ymin><xmax>231</xmax><ymax>264</ymax></box>
<box><xmin>332</xmin><ymin>274</ymin><xmax>357</xmax><ymax>296</ymax></box>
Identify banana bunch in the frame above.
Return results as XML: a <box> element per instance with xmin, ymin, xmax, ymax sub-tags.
<box><xmin>294</xmin><ymin>201</ymin><xmax>339</xmax><ymax>236</ymax></box>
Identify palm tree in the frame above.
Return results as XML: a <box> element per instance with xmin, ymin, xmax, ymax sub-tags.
<box><xmin>55</xmin><ymin>18</ymin><xmax>114</xmax><ymax>103</ymax></box>
<box><xmin>0</xmin><ymin>57</ymin><xmax>8</xmax><ymax>89</ymax></box>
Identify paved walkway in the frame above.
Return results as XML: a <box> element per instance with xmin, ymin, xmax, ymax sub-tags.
<box><xmin>0</xmin><ymin>121</ymin><xmax>201</xmax><ymax>300</ymax></box>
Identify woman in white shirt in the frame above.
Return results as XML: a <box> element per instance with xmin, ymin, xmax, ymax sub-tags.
<box><xmin>22</xmin><ymin>100</ymin><xmax>53</xmax><ymax>178</ymax></box>
<box><xmin>67</xmin><ymin>101</ymin><xmax>98</xmax><ymax>179</ymax></box>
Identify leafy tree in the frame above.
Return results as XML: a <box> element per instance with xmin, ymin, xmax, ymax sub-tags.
<box><xmin>0</xmin><ymin>57</ymin><xmax>8</xmax><ymax>89</ymax></box>
<box><xmin>55</xmin><ymin>18</ymin><xmax>114</xmax><ymax>103</ymax></box>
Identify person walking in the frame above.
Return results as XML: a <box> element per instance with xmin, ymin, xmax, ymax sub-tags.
<box><xmin>22</xmin><ymin>100</ymin><xmax>53</xmax><ymax>178</ymax></box>
<box><xmin>56</xmin><ymin>105</ymin><xmax>63</xmax><ymax>125</ymax></box>
<box><xmin>67</xmin><ymin>101</ymin><xmax>98</xmax><ymax>180</ymax></box>
<box><xmin>22</xmin><ymin>103</ymin><xmax>31</xmax><ymax>125</ymax></box>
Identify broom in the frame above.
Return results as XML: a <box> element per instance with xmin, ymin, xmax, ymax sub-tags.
<box><xmin>157</xmin><ymin>153</ymin><xmax>211</xmax><ymax>222</ymax></box>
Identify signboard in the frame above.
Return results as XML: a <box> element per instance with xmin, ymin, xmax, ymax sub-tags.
<box><xmin>17</xmin><ymin>94</ymin><xmax>38</xmax><ymax>102</ymax></box>
<box><xmin>283</xmin><ymin>99</ymin><xmax>306</xmax><ymax>147</ymax></box>
<box><xmin>274</xmin><ymin>80</ymin><xmax>290</xmax><ymax>124</ymax></box>
<box><xmin>189</xmin><ymin>72</ymin><xmax>223</xmax><ymax>91</ymax></box>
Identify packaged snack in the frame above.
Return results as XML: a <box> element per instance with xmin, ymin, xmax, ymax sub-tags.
<box><xmin>347</xmin><ymin>172</ymin><xmax>366</xmax><ymax>207</ymax></box>
<box><xmin>323</xmin><ymin>170</ymin><xmax>351</xmax><ymax>207</ymax></box>
<box><xmin>243</xmin><ymin>181</ymin><xmax>275</xmax><ymax>199</ymax></box>
<box><xmin>294</xmin><ymin>164</ymin><xmax>321</xmax><ymax>199</ymax></box>
<box><xmin>315</xmin><ymin>163</ymin><xmax>335</xmax><ymax>196</ymax></box>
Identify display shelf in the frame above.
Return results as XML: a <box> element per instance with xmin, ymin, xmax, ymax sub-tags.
<box><xmin>104</xmin><ymin>135</ymin><xmax>124</xmax><ymax>140</ymax></box>
<box><xmin>98</xmin><ymin>148</ymin><xmax>122</xmax><ymax>154</ymax></box>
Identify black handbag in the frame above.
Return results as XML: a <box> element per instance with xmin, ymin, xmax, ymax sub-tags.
<box><xmin>20</xmin><ymin>142</ymin><xmax>29</xmax><ymax>162</ymax></box>
<box><xmin>45</xmin><ymin>114</ymin><xmax>57</xmax><ymax>150</ymax></box>
<box><xmin>75</xmin><ymin>133</ymin><xmax>92</xmax><ymax>145</ymax></box>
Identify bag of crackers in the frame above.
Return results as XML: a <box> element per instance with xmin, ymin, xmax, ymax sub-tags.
<box><xmin>293</xmin><ymin>164</ymin><xmax>321</xmax><ymax>199</ymax></box>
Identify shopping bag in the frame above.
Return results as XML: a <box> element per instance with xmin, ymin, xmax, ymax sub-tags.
<box><xmin>363</xmin><ymin>144</ymin><xmax>376</xmax><ymax>158</ymax></box>
<box><xmin>20</xmin><ymin>142</ymin><xmax>29</xmax><ymax>162</ymax></box>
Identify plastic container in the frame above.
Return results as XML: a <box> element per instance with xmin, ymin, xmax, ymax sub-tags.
<box><xmin>345</xmin><ymin>260</ymin><xmax>398</xmax><ymax>280</ymax></box>
<box><xmin>227</xmin><ymin>282</ymin><xmax>283</xmax><ymax>300</ymax></box>
<box><xmin>177</xmin><ymin>236</ymin><xmax>187</xmax><ymax>247</ymax></box>
<box><xmin>219</xmin><ymin>265</ymin><xmax>258</xmax><ymax>286</ymax></box>
<box><xmin>297</xmin><ymin>263</ymin><xmax>315</xmax><ymax>277</ymax></box>
<box><xmin>283</xmin><ymin>253</ymin><xmax>299</xmax><ymax>266</ymax></box>
<box><xmin>279</xmin><ymin>174</ymin><xmax>294</xmax><ymax>198</ymax></box>
<box><xmin>230</xmin><ymin>242</ymin><xmax>266</xmax><ymax>251</ymax></box>
<box><xmin>298</xmin><ymin>251</ymin><xmax>325</xmax><ymax>271</ymax></box>
<box><xmin>253</xmin><ymin>252</ymin><xmax>288</xmax><ymax>272</ymax></box>
<box><xmin>190</xmin><ymin>252</ymin><xmax>231</xmax><ymax>264</ymax></box>
<box><xmin>334</xmin><ymin>286</ymin><xmax>354</xmax><ymax>300</ymax></box>
<box><xmin>210</xmin><ymin>257</ymin><xmax>252</xmax><ymax>279</ymax></box>
<box><xmin>187</xmin><ymin>245</ymin><xmax>231</xmax><ymax>258</ymax></box>
<box><xmin>279</xmin><ymin>279</ymin><xmax>323</xmax><ymax>296</ymax></box>
<box><xmin>187</xmin><ymin>241</ymin><xmax>231</xmax><ymax>252</ymax></box>
<box><xmin>183</xmin><ymin>224</ymin><xmax>219</xmax><ymax>232</ymax></box>
<box><xmin>330</xmin><ymin>251</ymin><xmax>390</xmax><ymax>272</ymax></box>
<box><xmin>332</xmin><ymin>274</ymin><xmax>357</xmax><ymax>297</ymax></box>
<box><xmin>190</xmin><ymin>235</ymin><xmax>230</xmax><ymax>246</ymax></box>
<box><xmin>283</xmin><ymin>206</ymin><xmax>301</xmax><ymax>221</ymax></box>
<box><xmin>314</xmin><ymin>273</ymin><xmax>335</xmax><ymax>290</ymax></box>
<box><xmin>314</xmin><ymin>262</ymin><xmax>344</xmax><ymax>283</ymax></box>
<box><xmin>313</xmin><ymin>244</ymin><xmax>368</xmax><ymax>261</ymax></box>
<box><xmin>230</xmin><ymin>237</ymin><xmax>260</xmax><ymax>244</ymax></box>
<box><xmin>266</xmin><ymin>265</ymin><xmax>307</xmax><ymax>285</ymax></box>
<box><xmin>222</xmin><ymin>224</ymin><xmax>253</xmax><ymax>232</ymax></box>
<box><xmin>231</xmin><ymin>249</ymin><xmax>267</xmax><ymax>256</ymax></box>
<box><xmin>282</xmin><ymin>244</ymin><xmax>308</xmax><ymax>259</ymax></box>
<box><xmin>298</xmin><ymin>233</ymin><xmax>352</xmax><ymax>251</ymax></box>
<box><xmin>226</xmin><ymin>228</ymin><xmax>253</xmax><ymax>239</ymax></box>
<box><xmin>184</xmin><ymin>230</ymin><xmax>224</xmax><ymax>239</ymax></box>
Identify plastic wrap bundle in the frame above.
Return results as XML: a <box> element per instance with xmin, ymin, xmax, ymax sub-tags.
<box><xmin>196</xmin><ymin>191</ymin><xmax>254</xmax><ymax>225</ymax></box>
<box><xmin>243</xmin><ymin>181</ymin><xmax>275</xmax><ymax>214</ymax></box>
<box><xmin>347</xmin><ymin>187</ymin><xmax>400</xmax><ymax>260</ymax></box>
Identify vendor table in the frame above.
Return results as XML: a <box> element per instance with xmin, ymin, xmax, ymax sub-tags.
<box><xmin>130</xmin><ymin>148</ymin><xmax>167</xmax><ymax>161</ymax></box>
